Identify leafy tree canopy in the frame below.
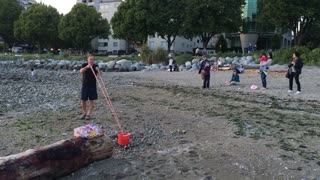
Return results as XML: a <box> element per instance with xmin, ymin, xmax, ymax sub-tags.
<box><xmin>149</xmin><ymin>0</ymin><xmax>187</xmax><ymax>53</ymax></box>
<box><xmin>111</xmin><ymin>0</ymin><xmax>154</xmax><ymax>45</ymax></box>
<box><xmin>0</xmin><ymin>0</ymin><xmax>23</xmax><ymax>47</ymax></box>
<box><xmin>59</xmin><ymin>4</ymin><xmax>110</xmax><ymax>51</ymax></box>
<box><xmin>184</xmin><ymin>0</ymin><xmax>244</xmax><ymax>48</ymax></box>
<box><xmin>14</xmin><ymin>3</ymin><xmax>60</xmax><ymax>51</ymax></box>
<box><xmin>258</xmin><ymin>0</ymin><xmax>320</xmax><ymax>46</ymax></box>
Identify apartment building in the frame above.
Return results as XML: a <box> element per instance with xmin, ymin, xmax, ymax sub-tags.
<box><xmin>17</xmin><ymin>0</ymin><xmax>36</xmax><ymax>9</ymax></box>
<box><xmin>77</xmin><ymin>0</ymin><xmax>127</xmax><ymax>55</ymax></box>
<box><xmin>148</xmin><ymin>35</ymin><xmax>219</xmax><ymax>54</ymax></box>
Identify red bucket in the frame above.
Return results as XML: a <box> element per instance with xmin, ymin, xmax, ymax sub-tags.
<box><xmin>118</xmin><ymin>133</ymin><xmax>130</xmax><ymax>146</ymax></box>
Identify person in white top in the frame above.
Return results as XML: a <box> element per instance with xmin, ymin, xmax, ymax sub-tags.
<box><xmin>168</xmin><ymin>57</ymin><xmax>174</xmax><ymax>72</ymax></box>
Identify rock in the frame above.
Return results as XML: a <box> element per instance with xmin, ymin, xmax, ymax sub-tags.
<box><xmin>130</xmin><ymin>62</ymin><xmax>145</xmax><ymax>71</ymax></box>
<box><xmin>106</xmin><ymin>61</ymin><xmax>116</xmax><ymax>71</ymax></box>
<box><xmin>189</xmin><ymin>64</ymin><xmax>199</xmax><ymax>71</ymax></box>
<box><xmin>225</xmin><ymin>57</ymin><xmax>234</xmax><ymax>64</ymax></box>
<box><xmin>98</xmin><ymin>62</ymin><xmax>107</xmax><ymax>72</ymax></box>
<box><xmin>115</xmin><ymin>59</ymin><xmax>132</xmax><ymax>72</ymax></box>
<box><xmin>185</xmin><ymin>61</ymin><xmax>192</xmax><ymax>70</ymax></box>
<box><xmin>192</xmin><ymin>59</ymin><xmax>200</xmax><ymax>64</ymax></box>
<box><xmin>179</xmin><ymin>65</ymin><xmax>186</xmax><ymax>72</ymax></box>
<box><xmin>160</xmin><ymin>66</ymin><xmax>167</xmax><ymax>70</ymax></box>
<box><xmin>246</xmin><ymin>56</ymin><xmax>253</xmax><ymax>62</ymax></box>
<box><xmin>209</xmin><ymin>56</ymin><xmax>217</xmax><ymax>61</ymax></box>
<box><xmin>151</xmin><ymin>64</ymin><xmax>160</xmax><ymax>68</ymax></box>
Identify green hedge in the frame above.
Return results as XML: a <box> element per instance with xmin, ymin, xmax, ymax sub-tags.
<box><xmin>273</xmin><ymin>46</ymin><xmax>311</xmax><ymax>65</ymax></box>
<box><xmin>302</xmin><ymin>48</ymin><xmax>320</xmax><ymax>65</ymax></box>
<box><xmin>175</xmin><ymin>54</ymin><xmax>194</xmax><ymax>65</ymax></box>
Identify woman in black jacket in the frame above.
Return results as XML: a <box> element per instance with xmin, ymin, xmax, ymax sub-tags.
<box><xmin>288</xmin><ymin>51</ymin><xmax>303</xmax><ymax>94</ymax></box>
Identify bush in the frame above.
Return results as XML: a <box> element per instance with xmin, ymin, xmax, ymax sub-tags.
<box><xmin>302</xmin><ymin>48</ymin><xmax>320</xmax><ymax>65</ymax></box>
<box><xmin>273</xmin><ymin>46</ymin><xmax>310</xmax><ymax>65</ymax></box>
<box><xmin>152</xmin><ymin>47</ymin><xmax>167</xmax><ymax>64</ymax></box>
<box><xmin>140</xmin><ymin>45</ymin><xmax>152</xmax><ymax>64</ymax></box>
<box><xmin>175</xmin><ymin>54</ymin><xmax>194</xmax><ymax>65</ymax></box>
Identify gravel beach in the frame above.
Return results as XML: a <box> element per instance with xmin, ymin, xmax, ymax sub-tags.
<box><xmin>1</xmin><ymin>66</ymin><xmax>320</xmax><ymax>179</ymax></box>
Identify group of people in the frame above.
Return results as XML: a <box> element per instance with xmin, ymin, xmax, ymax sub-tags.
<box><xmin>197</xmin><ymin>51</ymin><xmax>303</xmax><ymax>93</ymax></box>
<box><xmin>80</xmin><ymin>51</ymin><xmax>303</xmax><ymax>120</ymax></box>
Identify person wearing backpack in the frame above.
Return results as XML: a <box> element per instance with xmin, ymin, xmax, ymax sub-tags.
<box><xmin>288</xmin><ymin>51</ymin><xmax>303</xmax><ymax>94</ymax></box>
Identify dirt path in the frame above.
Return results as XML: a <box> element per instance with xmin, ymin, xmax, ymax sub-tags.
<box><xmin>1</xmin><ymin>68</ymin><xmax>320</xmax><ymax>179</ymax></box>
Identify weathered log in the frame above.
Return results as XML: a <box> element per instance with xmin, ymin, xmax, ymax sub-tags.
<box><xmin>0</xmin><ymin>135</ymin><xmax>113</xmax><ymax>180</ymax></box>
<box><xmin>243</xmin><ymin>69</ymin><xmax>287</xmax><ymax>75</ymax></box>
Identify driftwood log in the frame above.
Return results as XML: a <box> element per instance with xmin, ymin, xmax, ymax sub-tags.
<box><xmin>243</xmin><ymin>69</ymin><xmax>287</xmax><ymax>75</ymax></box>
<box><xmin>0</xmin><ymin>135</ymin><xmax>113</xmax><ymax>180</ymax></box>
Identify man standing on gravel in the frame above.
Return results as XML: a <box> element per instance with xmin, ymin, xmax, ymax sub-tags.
<box><xmin>80</xmin><ymin>55</ymin><xmax>100</xmax><ymax>120</ymax></box>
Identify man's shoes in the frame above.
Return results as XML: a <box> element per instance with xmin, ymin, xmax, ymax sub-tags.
<box><xmin>288</xmin><ymin>90</ymin><xmax>293</xmax><ymax>93</ymax></box>
<box><xmin>85</xmin><ymin>115</ymin><xmax>91</xmax><ymax>120</ymax></box>
<box><xmin>295</xmin><ymin>91</ymin><xmax>301</xmax><ymax>95</ymax></box>
<box><xmin>80</xmin><ymin>114</ymin><xmax>86</xmax><ymax>120</ymax></box>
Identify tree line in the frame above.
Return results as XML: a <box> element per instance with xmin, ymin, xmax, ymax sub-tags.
<box><xmin>1</xmin><ymin>0</ymin><xmax>320</xmax><ymax>54</ymax></box>
<box><xmin>0</xmin><ymin>1</ymin><xmax>110</xmax><ymax>53</ymax></box>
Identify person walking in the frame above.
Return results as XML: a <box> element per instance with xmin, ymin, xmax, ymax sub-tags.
<box><xmin>168</xmin><ymin>57</ymin><xmax>174</xmax><ymax>72</ymax></box>
<box><xmin>260</xmin><ymin>52</ymin><xmax>273</xmax><ymax>90</ymax></box>
<box><xmin>288</xmin><ymin>51</ymin><xmax>303</xmax><ymax>94</ymax></box>
<box><xmin>80</xmin><ymin>55</ymin><xmax>100</xmax><ymax>120</ymax></box>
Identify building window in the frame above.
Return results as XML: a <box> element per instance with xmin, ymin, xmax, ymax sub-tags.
<box><xmin>113</xmin><ymin>42</ymin><xmax>118</xmax><ymax>47</ymax></box>
<box><xmin>98</xmin><ymin>42</ymin><xmax>108</xmax><ymax>47</ymax></box>
<box><xmin>149</xmin><ymin>41</ymin><xmax>155</xmax><ymax>48</ymax></box>
<box><xmin>161</xmin><ymin>41</ymin><xmax>167</xmax><ymax>48</ymax></box>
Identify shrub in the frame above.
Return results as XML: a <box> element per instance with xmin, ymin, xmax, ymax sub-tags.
<box><xmin>175</xmin><ymin>54</ymin><xmax>194</xmax><ymax>65</ymax></box>
<box><xmin>140</xmin><ymin>45</ymin><xmax>152</xmax><ymax>64</ymax></box>
<box><xmin>152</xmin><ymin>47</ymin><xmax>167</xmax><ymax>64</ymax></box>
<box><xmin>302</xmin><ymin>48</ymin><xmax>320</xmax><ymax>65</ymax></box>
<box><xmin>273</xmin><ymin>46</ymin><xmax>310</xmax><ymax>65</ymax></box>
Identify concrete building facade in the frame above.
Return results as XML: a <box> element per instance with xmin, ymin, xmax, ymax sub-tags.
<box><xmin>17</xmin><ymin>0</ymin><xmax>36</xmax><ymax>9</ymax></box>
<box><xmin>148</xmin><ymin>35</ymin><xmax>218</xmax><ymax>54</ymax></box>
<box><xmin>77</xmin><ymin>0</ymin><xmax>127</xmax><ymax>55</ymax></box>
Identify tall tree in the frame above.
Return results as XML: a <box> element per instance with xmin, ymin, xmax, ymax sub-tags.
<box><xmin>0</xmin><ymin>0</ymin><xmax>23</xmax><ymax>47</ymax></box>
<box><xmin>59</xmin><ymin>4</ymin><xmax>110</xmax><ymax>51</ymax></box>
<box><xmin>14</xmin><ymin>3</ymin><xmax>60</xmax><ymax>52</ymax></box>
<box><xmin>184</xmin><ymin>0</ymin><xmax>244</xmax><ymax>49</ymax></box>
<box><xmin>111</xmin><ymin>0</ymin><xmax>154</xmax><ymax>46</ymax></box>
<box><xmin>258</xmin><ymin>0</ymin><xmax>320</xmax><ymax>46</ymax></box>
<box><xmin>150</xmin><ymin>0</ymin><xmax>187</xmax><ymax>53</ymax></box>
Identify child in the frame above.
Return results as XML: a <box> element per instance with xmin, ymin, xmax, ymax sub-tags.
<box><xmin>203</xmin><ymin>61</ymin><xmax>211</xmax><ymax>88</ymax></box>
<box><xmin>31</xmin><ymin>68</ymin><xmax>35</xmax><ymax>81</ymax></box>
<box><xmin>259</xmin><ymin>54</ymin><xmax>268</xmax><ymax>73</ymax></box>
<box><xmin>226</xmin><ymin>69</ymin><xmax>240</xmax><ymax>85</ymax></box>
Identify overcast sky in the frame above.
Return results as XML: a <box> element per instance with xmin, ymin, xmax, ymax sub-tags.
<box><xmin>36</xmin><ymin>0</ymin><xmax>77</xmax><ymax>14</ymax></box>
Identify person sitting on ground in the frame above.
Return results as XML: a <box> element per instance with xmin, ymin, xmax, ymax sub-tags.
<box><xmin>226</xmin><ymin>69</ymin><xmax>240</xmax><ymax>85</ymax></box>
<box><xmin>212</xmin><ymin>60</ymin><xmax>219</xmax><ymax>71</ymax></box>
